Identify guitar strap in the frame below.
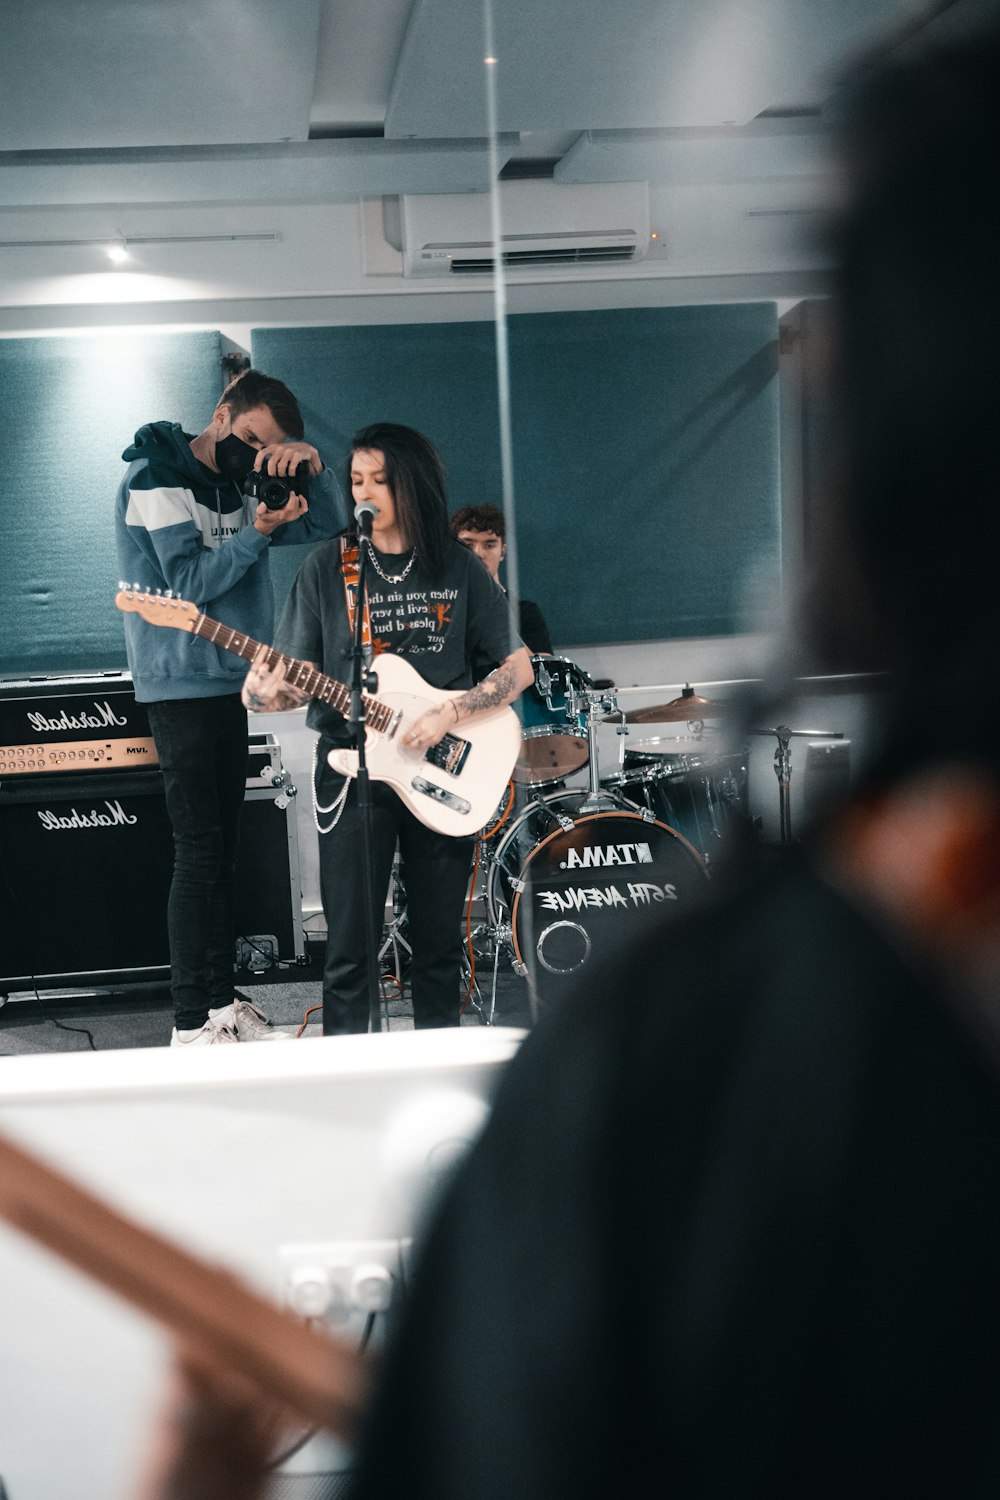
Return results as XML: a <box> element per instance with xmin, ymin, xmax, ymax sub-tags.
<box><xmin>340</xmin><ymin>536</ymin><xmax>374</xmax><ymax>666</ymax></box>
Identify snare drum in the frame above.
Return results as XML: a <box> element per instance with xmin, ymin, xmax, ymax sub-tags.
<box><xmin>486</xmin><ymin>788</ymin><xmax>708</xmax><ymax>1008</ymax></box>
<box><xmin>513</xmin><ymin>655</ymin><xmax>592</xmax><ymax>788</ymax></box>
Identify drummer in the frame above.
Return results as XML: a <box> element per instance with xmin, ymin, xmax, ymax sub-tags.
<box><xmin>449</xmin><ymin>503</ymin><xmax>553</xmax><ymax>655</ymax></box>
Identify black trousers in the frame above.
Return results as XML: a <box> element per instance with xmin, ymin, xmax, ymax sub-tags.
<box><xmin>316</xmin><ymin>747</ymin><xmax>474</xmax><ymax>1034</ymax></box>
<box><xmin>146</xmin><ymin>694</ymin><xmax>247</xmax><ymax>1030</ymax></box>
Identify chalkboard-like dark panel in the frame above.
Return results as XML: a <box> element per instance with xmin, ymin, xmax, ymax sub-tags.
<box><xmin>253</xmin><ymin>304</ymin><xmax>780</xmax><ymax>646</ymax></box>
<box><xmin>2</xmin><ymin>330</ymin><xmax>224</xmax><ymax>678</ymax></box>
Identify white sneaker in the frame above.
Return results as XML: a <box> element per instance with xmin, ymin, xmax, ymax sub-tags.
<box><xmin>170</xmin><ymin>1019</ymin><xmax>238</xmax><ymax>1047</ymax></box>
<box><xmin>209</xmin><ymin>997</ymin><xmax>293</xmax><ymax>1042</ymax></box>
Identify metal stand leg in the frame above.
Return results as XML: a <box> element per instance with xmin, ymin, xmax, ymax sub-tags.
<box><xmin>377</xmin><ymin>857</ymin><xmax>412</xmax><ymax>1028</ymax></box>
<box><xmin>753</xmin><ymin>724</ymin><xmax>844</xmax><ymax>846</ymax></box>
<box><xmin>773</xmin><ymin>725</ymin><xmax>793</xmax><ymax>845</ymax></box>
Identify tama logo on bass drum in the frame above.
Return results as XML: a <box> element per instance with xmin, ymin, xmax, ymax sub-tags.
<box><xmin>561</xmin><ymin>841</ymin><xmax>653</xmax><ymax>870</ymax></box>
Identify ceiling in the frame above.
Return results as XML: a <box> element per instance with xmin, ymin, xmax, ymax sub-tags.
<box><xmin>0</xmin><ymin>0</ymin><xmax>985</xmax><ymax>322</ymax></box>
<box><xmin>0</xmin><ymin>0</ymin><xmax>946</xmax><ymax>203</ymax></box>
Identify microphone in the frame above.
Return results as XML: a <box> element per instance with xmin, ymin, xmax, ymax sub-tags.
<box><xmin>354</xmin><ymin>500</ymin><xmax>378</xmax><ymax>538</ymax></box>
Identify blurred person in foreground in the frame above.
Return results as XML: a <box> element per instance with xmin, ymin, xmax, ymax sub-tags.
<box><xmin>133</xmin><ymin>20</ymin><xmax>1000</xmax><ymax>1499</ymax></box>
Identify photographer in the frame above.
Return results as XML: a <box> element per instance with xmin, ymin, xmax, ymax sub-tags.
<box><xmin>115</xmin><ymin>368</ymin><xmax>349</xmax><ymax>1047</ymax></box>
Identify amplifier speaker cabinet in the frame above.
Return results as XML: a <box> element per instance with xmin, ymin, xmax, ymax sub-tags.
<box><xmin>0</xmin><ymin>769</ymin><xmax>305</xmax><ymax>992</ymax></box>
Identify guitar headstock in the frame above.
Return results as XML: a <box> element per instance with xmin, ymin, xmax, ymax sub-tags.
<box><xmin>115</xmin><ymin>585</ymin><xmax>200</xmax><ymax>632</ymax></box>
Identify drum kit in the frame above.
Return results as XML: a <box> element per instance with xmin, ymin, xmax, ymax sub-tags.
<box><xmin>466</xmin><ymin>655</ymin><xmax>844</xmax><ymax>1023</ymax></box>
<box><xmin>467</xmin><ymin>656</ymin><xmax>748</xmax><ymax>1021</ymax></box>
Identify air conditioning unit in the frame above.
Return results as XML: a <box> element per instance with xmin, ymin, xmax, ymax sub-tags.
<box><xmin>396</xmin><ymin>181</ymin><xmax>650</xmax><ymax>278</ymax></box>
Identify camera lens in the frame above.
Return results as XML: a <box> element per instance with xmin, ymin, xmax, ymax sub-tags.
<box><xmin>260</xmin><ymin>477</ymin><xmax>291</xmax><ymax>510</ymax></box>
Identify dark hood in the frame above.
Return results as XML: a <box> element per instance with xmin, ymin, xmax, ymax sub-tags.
<box><xmin>122</xmin><ymin>421</ymin><xmax>224</xmax><ymax>486</ymax></box>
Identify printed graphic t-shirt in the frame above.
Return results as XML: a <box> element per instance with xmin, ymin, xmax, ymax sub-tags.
<box><xmin>276</xmin><ymin>537</ymin><xmax>521</xmax><ymax>744</ymax></box>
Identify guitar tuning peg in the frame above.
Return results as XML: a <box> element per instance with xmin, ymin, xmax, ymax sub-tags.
<box><xmin>165</xmin><ymin>589</ymin><xmax>173</xmax><ymax>599</ymax></box>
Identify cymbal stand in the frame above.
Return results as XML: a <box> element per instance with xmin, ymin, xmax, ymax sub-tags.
<box><xmin>752</xmin><ymin>725</ymin><xmax>844</xmax><ymax>844</ymax></box>
<box><xmin>461</xmin><ymin>829</ymin><xmax>519</xmax><ymax>1025</ymax></box>
<box><xmin>775</xmin><ymin>725</ymin><xmax>793</xmax><ymax>844</ymax></box>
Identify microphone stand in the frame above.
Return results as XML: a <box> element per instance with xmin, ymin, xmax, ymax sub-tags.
<box><xmin>347</xmin><ymin>519</ymin><xmax>384</xmax><ymax>1032</ymax></box>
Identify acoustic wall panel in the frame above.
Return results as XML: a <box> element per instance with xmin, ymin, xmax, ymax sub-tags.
<box><xmin>253</xmin><ymin>304</ymin><xmax>781</xmax><ymax>646</ymax></box>
<box><xmin>1</xmin><ymin>329</ymin><xmax>225</xmax><ymax>678</ymax></box>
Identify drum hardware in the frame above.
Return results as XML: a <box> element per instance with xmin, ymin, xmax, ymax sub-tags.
<box><xmin>565</xmin><ymin>680</ymin><xmax>624</xmax><ymax>813</ymax></box>
<box><xmin>378</xmin><ymin>857</ymin><xmax>412</xmax><ymax>1016</ymax></box>
<box><xmin>461</xmin><ymin>785</ymin><xmax>525</xmax><ymax>1025</ymax></box>
<box><xmin>536</xmin><ymin>920</ymin><xmax>592</xmax><ymax>974</ymax></box>
<box><xmin>513</xmin><ymin>655</ymin><xmax>593</xmax><ymax>788</ymax></box>
<box><xmin>751</xmin><ymin>725</ymin><xmax>844</xmax><ymax>844</ymax></box>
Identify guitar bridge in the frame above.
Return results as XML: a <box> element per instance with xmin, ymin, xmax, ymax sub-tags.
<box><xmin>411</xmin><ymin>776</ymin><xmax>472</xmax><ymax>815</ymax></box>
<box><xmin>423</xmin><ymin>732</ymin><xmax>471</xmax><ymax>778</ymax></box>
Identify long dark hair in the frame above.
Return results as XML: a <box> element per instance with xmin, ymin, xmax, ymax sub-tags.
<box><xmin>347</xmin><ymin>423</ymin><xmax>452</xmax><ymax>573</ymax></box>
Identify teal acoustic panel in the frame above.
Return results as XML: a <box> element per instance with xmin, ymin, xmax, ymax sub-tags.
<box><xmin>253</xmin><ymin>304</ymin><xmax>780</xmax><ymax>645</ymax></box>
<box><xmin>1</xmin><ymin>331</ymin><xmax>224</xmax><ymax>678</ymax></box>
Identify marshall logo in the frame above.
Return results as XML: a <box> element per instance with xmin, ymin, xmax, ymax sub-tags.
<box><xmin>560</xmin><ymin>841</ymin><xmax>653</xmax><ymax>870</ymax></box>
<box><xmin>37</xmin><ymin>800</ymin><xmax>139</xmax><ymax>832</ymax></box>
<box><xmin>26</xmin><ymin>701</ymin><xmax>129</xmax><ymax>734</ymax></box>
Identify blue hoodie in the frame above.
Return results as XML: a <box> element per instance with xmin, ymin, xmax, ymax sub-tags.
<box><xmin>115</xmin><ymin>421</ymin><xmax>349</xmax><ymax>702</ymax></box>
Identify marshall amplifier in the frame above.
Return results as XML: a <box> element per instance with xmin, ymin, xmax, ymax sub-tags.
<box><xmin>0</xmin><ymin>672</ymin><xmax>158</xmax><ymax>778</ymax></box>
<box><xmin>0</xmin><ymin>769</ymin><xmax>173</xmax><ymax>988</ymax></box>
<box><xmin>0</xmin><ymin>754</ymin><xmax>305</xmax><ymax>993</ymax></box>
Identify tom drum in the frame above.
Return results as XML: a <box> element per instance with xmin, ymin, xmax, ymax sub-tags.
<box><xmin>513</xmin><ymin>655</ymin><xmax>592</xmax><ymax>788</ymax></box>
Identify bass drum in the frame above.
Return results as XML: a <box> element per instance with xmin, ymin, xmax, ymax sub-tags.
<box><xmin>486</xmin><ymin>789</ymin><xmax>708</xmax><ymax>1009</ymax></box>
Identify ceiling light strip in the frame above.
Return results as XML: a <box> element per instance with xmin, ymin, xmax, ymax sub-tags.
<box><xmin>0</xmin><ymin>233</ymin><xmax>281</xmax><ymax>249</ymax></box>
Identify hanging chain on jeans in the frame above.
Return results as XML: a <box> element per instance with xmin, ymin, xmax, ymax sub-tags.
<box><xmin>312</xmin><ymin>739</ymin><xmax>350</xmax><ymax>835</ymax></box>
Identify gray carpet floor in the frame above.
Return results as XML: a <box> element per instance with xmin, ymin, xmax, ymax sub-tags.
<box><xmin>0</xmin><ymin>941</ymin><xmax>534</xmax><ymax>1055</ymax></box>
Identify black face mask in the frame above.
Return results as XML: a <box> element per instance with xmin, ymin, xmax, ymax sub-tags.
<box><xmin>214</xmin><ymin>431</ymin><xmax>258</xmax><ymax>481</ymax></box>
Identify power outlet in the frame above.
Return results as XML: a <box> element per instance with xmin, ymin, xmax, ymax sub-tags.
<box><xmin>278</xmin><ymin>1238</ymin><xmax>412</xmax><ymax>1324</ymax></box>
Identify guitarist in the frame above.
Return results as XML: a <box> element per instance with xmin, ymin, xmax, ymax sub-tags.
<box><xmin>243</xmin><ymin>423</ymin><xmax>534</xmax><ymax>1034</ymax></box>
<box><xmin>115</xmin><ymin>370</ymin><xmax>350</xmax><ymax>1047</ymax></box>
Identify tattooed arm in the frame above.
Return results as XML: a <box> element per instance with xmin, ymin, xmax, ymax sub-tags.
<box><xmin>241</xmin><ymin>645</ymin><xmax>312</xmax><ymax>713</ymax></box>
<box><xmin>404</xmin><ymin>647</ymin><xmax>534</xmax><ymax>751</ymax></box>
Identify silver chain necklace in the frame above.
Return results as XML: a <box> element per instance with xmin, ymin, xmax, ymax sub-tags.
<box><xmin>366</xmin><ymin>540</ymin><xmax>416</xmax><ymax>584</ymax></box>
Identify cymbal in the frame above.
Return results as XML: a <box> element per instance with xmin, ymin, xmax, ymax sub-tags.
<box><xmin>609</xmin><ymin>688</ymin><xmax>728</xmax><ymax>724</ymax></box>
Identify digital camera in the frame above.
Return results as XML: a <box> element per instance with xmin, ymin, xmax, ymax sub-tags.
<box><xmin>243</xmin><ymin>461</ymin><xmax>311</xmax><ymax>511</ymax></box>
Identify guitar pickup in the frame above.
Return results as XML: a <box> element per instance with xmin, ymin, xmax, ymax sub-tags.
<box><xmin>411</xmin><ymin>776</ymin><xmax>472</xmax><ymax>815</ymax></box>
<box><xmin>423</xmin><ymin>732</ymin><xmax>471</xmax><ymax>778</ymax></box>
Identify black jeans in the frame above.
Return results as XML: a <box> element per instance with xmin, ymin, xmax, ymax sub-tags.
<box><xmin>316</xmin><ymin>748</ymin><xmax>474</xmax><ymax>1034</ymax></box>
<box><xmin>146</xmin><ymin>694</ymin><xmax>248</xmax><ymax>1030</ymax></box>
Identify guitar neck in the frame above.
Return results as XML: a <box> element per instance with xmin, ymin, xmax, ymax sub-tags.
<box><xmin>192</xmin><ymin>612</ymin><xmax>395</xmax><ymax>733</ymax></box>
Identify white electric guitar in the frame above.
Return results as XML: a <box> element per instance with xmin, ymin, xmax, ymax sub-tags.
<box><xmin>116</xmin><ymin>588</ymin><xmax>521</xmax><ymax>837</ymax></box>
